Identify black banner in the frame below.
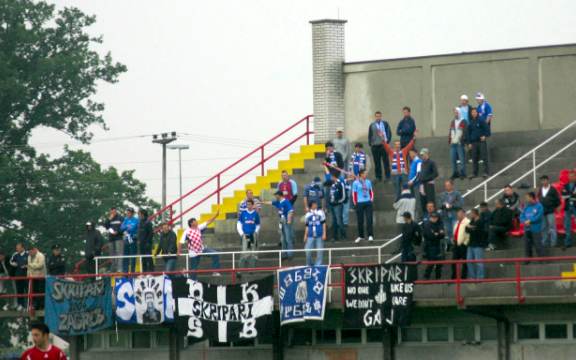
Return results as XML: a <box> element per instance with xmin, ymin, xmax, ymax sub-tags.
<box><xmin>173</xmin><ymin>276</ymin><xmax>274</xmax><ymax>343</ymax></box>
<box><xmin>344</xmin><ymin>264</ymin><xmax>416</xmax><ymax>328</ymax></box>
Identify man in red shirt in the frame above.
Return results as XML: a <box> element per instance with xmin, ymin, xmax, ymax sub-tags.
<box><xmin>21</xmin><ymin>323</ymin><xmax>67</xmax><ymax>360</ymax></box>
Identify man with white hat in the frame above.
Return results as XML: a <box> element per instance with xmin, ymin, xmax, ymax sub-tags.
<box><xmin>332</xmin><ymin>127</ymin><xmax>351</xmax><ymax>170</ymax></box>
<box><xmin>475</xmin><ymin>92</ymin><xmax>494</xmax><ymax>136</ymax></box>
<box><xmin>459</xmin><ymin>94</ymin><xmax>472</xmax><ymax>124</ymax></box>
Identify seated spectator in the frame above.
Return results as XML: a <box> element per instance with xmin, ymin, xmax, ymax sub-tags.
<box><xmin>502</xmin><ymin>185</ymin><xmax>520</xmax><ymax>213</ymax></box>
<box><xmin>27</xmin><ymin>247</ymin><xmax>46</xmax><ymax>310</ymax></box>
<box><xmin>383</xmin><ymin>136</ymin><xmax>415</xmax><ymax>201</ymax></box>
<box><xmin>304</xmin><ymin>201</ymin><xmax>327</xmax><ymax>266</ymax></box>
<box><xmin>562</xmin><ymin>170</ymin><xmax>576</xmax><ymax>248</ymax></box>
<box><xmin>138</xmin><ymin>209</ymin><xmax>154</xmax><ymax>272</ymax></box>
<box><xmin>154</xmin><ymin>223</ymin><xmax>178</xmax><ymax>272</ymax></box>
<box><xmin>303</xmin><ymin>176</ymin><xmax>324</xmax><ymax>212</ymax></box>
<box><xmin>237</xmin><ymin>199</ymin><xmax>261</xmax><ymax>271</ymax></box>
<box><xmin>182</xmin><ymin>213</ymin><xmax>221</xmax><ymax>279</ymax></box>
<box><xmin>451</xmin><ymin>209</ymin><xmax>470</xmax><ymax>279</ymax></box>
<box><xmin>422</xmin><ymin>212</ymin><xmax>444</xmax><ymax>280</ymax></box>
<box><xmin>394</xmin><ymin>185</ymin><xmax>416</xmax><ymax>233</ymax></box>
<box><xmin>120</xmin><ymin>208</ymin><xmax>139</xmax><ymax>273</ymax></box>
<box><xmin>399</xmin><ymin>212</ymin><xmax>421</xmax><ymax>262</ymax></box>
<box><xmin>448</xmin><ymin>107</ymin><xmax>468</xmax><ymax>180</ymax></box>
<box><xmin>538</xmin><ymin>175</ymin><xmax>561</xmax><ymax>248</ymax></box>
<box><xmin>468</xmin><ymin>107</ymin><xmax>490</xmax><ymax>178</ymax></box>
<box><xmin>47</xmin><ymin>244</ymin><xmax>66</xmax><ymax>276</ymax></box>
<box><xmin>397</xmin><ymin>106</ymin><xmax>417</xmax><ymax>149</ymax></box>
<box><xmin>439</xmin><ymin>179</ymin><xmax>463</xmax><ymax>251</ymax></box>
<box><xmin>353</xmin><ymin>169</ymin><xmax>375</xmax><ymax>243</ymax></box>
<box><xmin>350</xmin><ymin>143</ymin><xmax>367</xmax><ymax>177</ymax></box>
<box><xmin>277</xmin><ymin>170</ymin><xmax>298</xmax><ymax>206</ymax></box>
<box><xmin>238</xmin><ymin>189</ymin><xmax>262</xmax><ymax>215</ymax></box>
<box><xmin>466</xmin><ymin>209</ymin><xmax>488</xmax><ymax>280</ymax></box>
<box><xmin>333</xmin><ymin>127</ymin><xmax>352</xmax><ymax>170</ymax></box>
<box><xmin>85</xmin><ymin>222</ymin><xmax>103</xmax><ymax>274</ymax></box>
<box><xmin>420</xmin><ymin>148</ymin><xmax>439</xmax><ymax>213</ymax></box>
<box><xmin>9</xmin><ymin>243</ymin><xmax>28</xmax><ymax>311</ymax></box>
<box><xmin>488</xmin><ymin>199</ymin><xmax>514</xmax><ymax>251</ymax></box>
<box><xmin>521</xmin><ymin>192</ymin><xmax>545</xmax><ymax>259</ymax></box>
<box><xmin>324</xmin><ymin>141</ymin><xmax>344</xmax><ymax>180</ymax></box>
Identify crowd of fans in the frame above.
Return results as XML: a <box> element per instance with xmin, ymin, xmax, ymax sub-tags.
<box><xmin>2</xmin><ymin>91</ymin><xmax>576</xmax><ymax>312</ymax></box>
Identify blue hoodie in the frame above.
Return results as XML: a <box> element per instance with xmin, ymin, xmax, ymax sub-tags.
<box><xmin>520</xmin><ymin>202</ymin><xmax>544</xmax><ymax>233</ymax></box>
<box><xmin>120</xmin><ymin>216</ymin><xmax>140</xmax><ymax>241</ymax></box>
<box><xmin>408</xmin><ymin>156</ymin><xmax>423</xmax><ymax>185</ymax></box>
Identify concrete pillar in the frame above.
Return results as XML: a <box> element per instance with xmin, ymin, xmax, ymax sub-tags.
<box><xmin>272</xmin><ymin>311</ymin><xmax>284</xmax><ymax>360</ymax></box>
<box><xmin>497</xmin><ymin>319</ymin><xmax>511</xmax><ymax>360</ymax></box>
<box><xmin>67</xmin><ymin>336</ymin><xmax>81</xmax><ymax>360</ymax></box>
<box><xmin>382</xmin><ymin>326</ymin><xmax>396</xmax><ymax>360</ymax></box>
<box><xmin>169</xmin><ymin>327</ymin><xmax>181</xmax><ymax>360</ymax></box>
<box><xmin>310</xmin><ymin>19</ymin><xmax>347</xmax><ymax>144</ymax></box>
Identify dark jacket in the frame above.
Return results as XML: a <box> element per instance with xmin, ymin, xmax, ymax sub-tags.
<box><xmin>468</xmin><ymin>117</ymin><xmax>489</xmax><ymax>142</ymax></box>
<box><xmin>502</xmin><ymin>192</ymin><xmax>520</xmax><ymax>211</ymax></box>
<box><xmin>422</xmin><ymin>220</ymin><xmax>445</xmax><ymax>259</ymax></box>
<box><xmin>420</xmin><ymin>159</ymin><xmax>439</xmax><ymax>183</ymax></box>
<box><xmin>562</xmin><ymin>182</ymin><xmax>576</xmax><ymax>210</ymax></box>
<box><xmin>538</xmin><ymin>186</ymin><xmax>561</xmax><ymax>215</ymax></box>
<box><xmin>397</xmin><ymin>116</ymin><xmax>416</xmax><ymax>145</ymax></box>
<box><xmin>400</xmin><ymin>222</ymin><xmax>422</xmax><ymax>256</ymax></box>
<box><xmin>480</xmin><ymin>210</ymin><xmax>491</xmax><ymax>233</ymax></box>
<box><xmin>491</xmin><ymin>207</ymin><xmax>514</xmax><ymax>229</ymax></box>
<box><xmin>47</xmin><ymin>254</ymin><xmax>66</xmax><ymax>275</ymax></box>
<box><xmin>138</xmin><ymin>220</ymin><xmax>154</xmax><ymax>246</ymax></box>
<box><xmin>466</xmin><ymin>218</ymin><xmax>488</xmax><ymax>248</ymax></box>
<box><xmin>85</xmin><ymin>230</ymin><xmax>104</xmax><ymax>259</ymax></box>
<box><xmin>104</xmin><ymin>213</ymin><xmax>125</xmax><ymax>242</ymax></box>
<box><xmin>329</xmin><ymin>179</ymin><xmax>347</xmax><ymax>206</ymax></box>
<box><xmin>9</xmin><ymin>251</ymin><xmax>28</xmax><ymax>276</ymax></box>
<box><xmin>325</xmin><ymin>151</ymin><xmax>345</xmax><ymax>178</ymax></box>
<box><xmin>156</xmin><ymin>230</ymin><xmax>178</xmax><ymax>260</ymax></box>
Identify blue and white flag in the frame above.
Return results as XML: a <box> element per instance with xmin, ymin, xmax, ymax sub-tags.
<box><xmin>277</xmin><ymin>266</ymin><xmax>328</xmax><ymax>325</ymax></box>
<box><xmin>114</xmin><ymin>275</ymin><xmax>174</xmax><ymax>324</ymax></box>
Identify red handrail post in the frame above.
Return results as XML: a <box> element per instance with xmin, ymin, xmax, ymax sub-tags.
<box><xmin>456</xmin><ymin>263</ymin><xmax>464</xmax><ymax>307</ymax></box>
<box><xmin>216</xmin><ymin>174</ymin><xmax>221</xmax><ymax>205</ymax></box>
<box><xmin>306</xmin><ymin>116</ymin><xmax>310</xmax><ymax>145</ymax></box>
<box><xmin>515</xmin><ymin>261</ymin><xmax>525</xmax><ymax>304</ymax></box>
<box><xmin>260</xmin><ymin>146</ymin><xmax>265</xmax><ymax>176</ymax></box>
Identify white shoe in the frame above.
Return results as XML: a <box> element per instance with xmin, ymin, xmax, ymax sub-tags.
<box><xmin>2</xmin><ymin>304</ymin><xmax>10</xmax><ymax>311</ymax></box>
<box><xmin>368</xmin><ymin>236</ymin><xmax>374</xmax><ymax>241</ymax></box>
<box><xmin>354</xmin><ymin>237</ymin><xmax>364</xmax><ymax>244</ymax></box>
<box><xmin>16</xmin><ymin>305</ymin><xmax>24</xmax><ymax>312</ymax></box>
<box><xmin>212</xmin><ymin>272</ymin><xmax>222</xmax><ymax>277</ymax></box>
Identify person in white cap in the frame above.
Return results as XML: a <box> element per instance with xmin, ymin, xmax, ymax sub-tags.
<box><xmin>459</xmin><ymin>94</ymin><xmax>472</xmax><ymax>124</ymax></box>
<box><xmin>332</xmin><ymin>127</ymin><xmax>351</xmax><ymax>170</ymax></box>
<box><xmin>475</xmin><ymin>92</ymin><xmax>493</xmax><ymax>136</ymax></box>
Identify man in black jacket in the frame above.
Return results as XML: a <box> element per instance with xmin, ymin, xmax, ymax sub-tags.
<box><xmin>466</xmin><ymin>209</ymin><xmax>488</xmax><ymax>279</ymax></box>
<box><xmin>538</xmin><ymin>175</ymin><xmax>561</xmax><ymax>247</ymax></box>
<box><xmin>154</xmin><ymin>223</ymin><xmax>178</xmax><ymax>272</ymax></box>
<box><xmin>562</xmin><ymin>170</ymin><xmax>576</xmax><ymax>248</ymax></box>
<box><xmin>85</xmin><ymin>222</ymin><xmax>103</xmax><ymax>274</ymax></box>
<box><xmin>422</xmin><ymin>212</ymin><xmax>444</xmax><ymax>280</ymax></box>
<box><xmin>399</xmin><ymin>212</ymin><xmax>422</xmax><ymax>262</ymax></box>
<box><xmin>419</xmin><ymin>148</ymin><xmax>439</xmax><ymax>213</ymax></box>
<box><xmin>138</xmin><ymin>209</ymin><xmax>154</xmax><ymax>272</ymax></box>
<box><xmin>324</xmin><ymin>141</ymin><xmax>345</xmax><ymax>179</ymax></box>
<box><xmin>488</xmin><ymin>199</ymin><xmax>514</xmax><ymax>250</ymax></box>
<box><xmin>47</xmin><ymin>245</ymin><xmax>66</xmax><ymax>275</ymax></box>
<box><xmin>104</xmin><ymin>207</ymin><xmax>124</xmax><ymax>272</ymax></box>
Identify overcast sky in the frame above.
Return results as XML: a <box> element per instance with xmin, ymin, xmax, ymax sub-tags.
<box><xmin>32</xmin><ymin>0</ymin><xmax>576</xmax><ymax>215</ymax></box>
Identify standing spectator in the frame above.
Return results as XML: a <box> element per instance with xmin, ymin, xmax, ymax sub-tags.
<box><xmin>396</xmin><ymin>106</ymin><xmax>417</xmax><ymax>149</ymax></box>
<box><xmin>488</xmin><ymin>199</ymin><xmax>514</xmax><ymax>251</ymax></box>
<box><xmin>407</xmin><ymin>148</ymin><xmax>423</xmax><ymax>220</ymax></box>
<box><xmin>104</xmin><ymin>207</ymin><xmax>124</xmax><ymax>273</ymax></box>
<box><xmin>47</xmin><ymin>245</ymin><xmax>66</xmax><ymax>276</ymax></box>
<box><xmin>332</xmin><ymin>127</ymin><xmax>352</xmax><ymax>169</ymax></box>
<box><xmin>303</xmin><ymin>176</ymin><xmax>325</xmax><ymax>212</ymax></box>
<box><xmin>27</xmin><ymin>247</ymin><xmax>46</xmax><ymax>310</ymax></box>
<box><xmin>422</xmin><ymin>212</ymin><xmax>445</xmax><ymax>280</ymax></box>
<box><xmin>9</xmin><ymin>243</ymin><xmax>28</xmax><ymax>311</ymax></box>
<box><xmin>468</xmin><ymin>108</ymin><xmax>490</xmax><ymax>178</ymax></box>
<box><xmin>459</xmin><ymin>94</ymin><xmax>472</xmax><ymax>124</ymax></box>
<box><xmin>466</xmin><ymin>209</ymin><xmax>488</xmax><ymax>280</ymax></box>
<box><xmin>137</xmin><ymin>209</ymin><xmax>154</xmax><ymax>272</ymax></box>
<box><xmin>475</xmin><ymin>92</ymin><xmax>494</xmax><ymax>136</ymax></box>
<box><xmin>342</xmin><ymin>173</ymin><xmax>355</xmax><ymax>232</ymax></box>
<box><xmin>353</xmin><ymin>169</ymin><xmax>375</xmax><ymax>243</ymax></box>
<box><xmin>304</xmin><ymin>201</ymin><xmax>327</xmax><ymax>266</ymax></box>
<box><xmin>154</xmin><ymin>223</ymin><xmax>178</xmax><ymax>272</ymax></box>
<box><xmin>21</xmin><ymin>323</ymin><xmax>67</xmax><ymax>360</ymax></box>
<box><xmin>479</xmin><ymin>202</ymin><xmax>492</xmax><ymax>238</ymax></box>
<box><xmin>277</xmin><ymin>170</ymin><xmax>298</xmax><ymax>206</ymax></box>
<box><xmin>268</xmin><ymin>191</ymin><xmax>295</xmax><ymax>259</ymax></box>
<box><xmin>350</xmin><ymin>143</ymin><xmax>367</xmax><ymax>176</ymax></box>
<box><xmin>324</xmin><ymin>141</ymin><xmax>345</xmax><ymax>179</ymax></box>
<box><xmin>399</xmin><ymin>212</ymin><xmax>422</xmax><ymax>262</ymax></box>
<box><xmin>562</xmin><ymin>170</ymin><xmax>576</xmax><ymax>248</ymax></box>
<box><xmin>451</xmin><ymin>209</ymin><xmax>470</xmax><ymax>279</ymax></box>
<box><xmin>422</xmin><ymin>202</ymin><xmax>437</xmax><ymax>224</ymax></box>
<box><xmin>419</xmin><ymin>148</ymin><xmax>439</xmax><ymax>212</ymax></box>
<box><xmin>0</xmin><ymin>250</ymin><xmax>16</xmax><ymax>311</ymax></box>
<box><xmin>238</xmin><ymin>189</ymin><xmax>262</xmax><ymax>215</ymax></box>
<box><xmin>120</xmin><ymin>208</ymin><xmax>139</xmax><ymax>273</ymax></box>
<box><xmin>182</xmin><ymin>213</ymin><xmax>221</xmax><ymax>279</ymax></box>
<box><xmin>328</xmin><ymin>173</ymin><xmax>347</xmax><ymax>242</ymax></box>
<box><xmin>521</xmin><ymin>192</ymin><xmax>545</xmax><ymax>259</ymax></box>
<box><xmin>448</xmin><ymin>107</ymin><xmax>468</xmax><ymax>179</ymax></box>
<box><xmin>237</xmin><ymin>199</ymin><xmax>261</xmax><ymax>270</ymax></box>
<box><xmin>394</xmin><ymin>184</ymin><xmax>416</xmax><ymax>233</ymax></box>
<box><xmin>85</xmin><ymin>222</ymin><xmax>104</xmax><ymax>274</ymax></box>
<box><xmin>439</xmin><ymin>179</ymin><xmax>464</xmax><ymax>251</ymax></box>
<box><xmin>368</xmin><ymin>111</ymin><xmax>392</xmax><ymax>181</ymax></box>
<box><xmin>383</xmin><ymin>137</ymin><xmax>415</xmax><ymax>201</ymax></box>
<box><xmin>538</xmin><ymin>175</ymin><xmax>561</xmax><ymax>248</ymax></box>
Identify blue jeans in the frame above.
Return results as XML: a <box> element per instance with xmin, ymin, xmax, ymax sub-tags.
<box><xmin>188</xmin><ymin>248</ymin><xmax>221</xmax><ymax>279</ymax></box>
<box><xmin>342</xmin><ymin>195</ymin><xmax>351</xmax><ymax>226</ymax></box>
<box><xmin>281</xmin><ymin>221</ymin><xmax>294</xmax><ymax>258</ymax></box>
<box><xmin>443</xmin><ymin>211</ymin><xmax>456</xmax><ymax>247</ymax></box>
<box><xmin>450</xmin><ymin>144</ymin><xmax>466</xmax><ymax>177</ymax></box>
<box><xmin>564</xmin><ymin>206</ymin><xmax>576</xmax><ymax>247</ymax></box>
<box><xmin>542</xmin><ymin>213</ymin><xmax>557</xmax><ymax>247</ymax></box>
<box><xmin>330</xmin><ymin>204</ymin><xmax>346</xmax><ymax>241</ymax></box>
<box><xmin>164</xmin><ymin>258</ymin><xmax>177</xmax><ymax>272</ymax></box>
<box><xmin>122</xmin><ymin>241</ymin><xmax>137</xmax><ymax>273</ymax></box>
<box><xmin>392</xmin><ymin>174</ymin><xmax>405</xmax><ymax>201</ymax></box>
<box><xmin>305</xmin><ymin>237</ymin><xmax>324</xmax><ymax>266</ymax></box>
<box><xmin>467</xmin><ymin>246</ymin><xmax>485</xmax><ymax>279</ymax></box>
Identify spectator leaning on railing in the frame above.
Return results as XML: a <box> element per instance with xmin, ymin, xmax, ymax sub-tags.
<box><xmin>120</xmin><ymin>207</ymin><xmax>139</xmax><ymax>273</ymax></box>
<box><xmin>47</xmin><ymin>244</ymin><xmax>66</xmax><ymax>276</ymax></box>
<box><xmin>10</xmin><ymin>242</ymin><xmax>28</xmax><ymax>311</ymax></box>
<box><xmin>182</xmin><ymin>213</ymin><xmax>221</xmax><ymax>279</ymax></box>
<box><xmin>538</xmin><ymin>175</ymin><xmax>561</xmax><ymax>248</ymax></box>
<box><xmin>154</xmin><ymin>223</ymin><xmax>178</xmax><ymax>272</ymax></box>
<box><xmin>451</xmin><ymin>209</ymin><xmax>470</xmax><ymax>280</ymax></box>
<box><xmin>521</xmin><ymin>192</ymin><xmax>545</xmax><ymax>259</ymax></box>
<box><xmin>0</xmin><ymin>250</ymin><xmax>17</xmax><ymax>311</ymax></box>
<box><xmin>466</xmin><ymin>209</ymin><xmax>488</xmax><ymax>280</ymax></box>
<box><xmin>399</xmin><ymin>212</ymin><xmax>422</xmax><ymax>263</ymax></box>
<box><xmin>422</xmin><ymin>211</ymin><xmax>444</xmax><ymax>280</ymax></box>
<box><xmin>27</xmin><ymin>247</ymin><xmax>46</xmax><ymax>310</ymax></box>
<box><xmin>137</xmin><ymin>209</ymin><xmax>154</xmax><ymax>272</ymax></box>
<box><xmin>84</xmin><ymin>222</ymin><xmax>103</xmax><ymax>274</ymax></box>
<box><xmin>104</xmin><ymin>207</ymin><xmax>124</xmax><ymax>273</ymax></box>
<box><xmin>562</xmin><ymin>170</ymin><xmax>576</xmax><ymax>249</ymax></box>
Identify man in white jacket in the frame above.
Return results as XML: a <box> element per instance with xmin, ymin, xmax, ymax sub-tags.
<box><xmin>451</xmin><ymin>209</ymin><xmax>470</xmax><ymax>279</ymax></box>
<box><xmin>394</xmin><ymin>184</ymin><xmax>416</xmax><ymax>232</ymax></box>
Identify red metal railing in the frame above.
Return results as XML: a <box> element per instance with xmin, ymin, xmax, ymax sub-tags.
<box><xmin>148</xmin><ymin>115</ymin><xmax>314</xmax><ymax>225</ymax></box>
<box><xmin>3</xmin><ymin>256</ymin><xmax>576</xmax><ymax>317</ymax></box>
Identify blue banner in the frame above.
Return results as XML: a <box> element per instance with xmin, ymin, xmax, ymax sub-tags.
<box><xmin>45</xmin><ymin>276</ymin><xmax>113</xmax><ymax>336</ymax></box>
<box><xmin>277</xmin><ymin>266</ymin><xmax>328</xmax><ymax>325</ymax></box>
<box><xmin>114</xmin><ymin>275</ymin><xmax>174</xmax><ymax>324</ymax></box>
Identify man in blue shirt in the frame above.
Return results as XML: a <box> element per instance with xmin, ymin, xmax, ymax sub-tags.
<box><xmin>475</xmin><ymin>92</ymin><xmax>494</xmax><ymax>136</ymax></box>
<box><xmin>520</xmin><ymin>192</ymin><xmax>545</xmax><ymax>259</ymax></box>
<box><xmin>352</xmin><ymin>169</ymin><xmax>375</xmax><ymax>243</ymax></box>
<box><xmin>303</xmin><ymin>176</ymin><xmax>325</xmax><ymax>212</ymax></box>
<box><xmin>237</xmin><ymin>199</ymin><xmax>261</xmax><ymax>270</ymax></box>
<box><xmin>269</xmin><ymin>190</ymin><xmax>294</xmax><ymax>259</ymax></box>
<box><xmin>304</xmin><ymin>201</ymin><xmax>327</xmax><ymax>266</ymax></box>
<box><xmin>468</xmin><ymin>108</ymin><xmax>490</xmax><ymax>178</ymax></box>
<box><xmin>120</xmin><ymin>207</ymin><xmax>139</xmax><ymax>273</ymax></box>
<box><xmin>407</xmin><ymin>148</ymin><xmax>423</xmax><ymax>220</ymax></box>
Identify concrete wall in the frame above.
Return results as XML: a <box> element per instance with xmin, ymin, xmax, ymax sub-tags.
<box><xmin>343</xmin><ymin>44</ymin><xmax>576</xmax><ymax>142</ymax></box>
